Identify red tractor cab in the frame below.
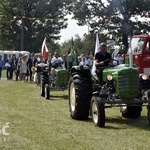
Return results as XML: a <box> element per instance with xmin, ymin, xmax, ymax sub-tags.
<box><xmin>125</xmin><ymin>33</ymin><xmax>150</xmax><ymax>89</ymax></box>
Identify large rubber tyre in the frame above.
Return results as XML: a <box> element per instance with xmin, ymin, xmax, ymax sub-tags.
<box><xmin>147</xmin><ymin>105</ymin><xmax>150</xmax><ymax>126</ymax></box>
<box><xmin>69</xmin><ymin>73</ymin><xmax>92</xmax><ymax>120</ymax></box>
<box><xmin>91</xmin><ymin>96</ymin><xmax>105</xmax><ymax>127</ymax></box>
<box><xmin>41</xmin><ymin>84</ymin><xmax>45</xmax><ymax>97</ymax></box>
<box><xmin>121</xmin><ymin>105</ymin><xmax>142</xmax><ymax>118</ymax></box>
<box><xmin>45</xmin><ymin>84</ymin><xmax>50</xmax><ymax>100</ymax></box>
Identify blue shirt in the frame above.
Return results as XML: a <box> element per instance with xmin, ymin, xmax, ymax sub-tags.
<box><xmin>0</xmin><ymin>59</ymin><xmax>4</xmax><ymax>68</ymax></box>
<box><xmin>51</xmin><ymin>57</ymin><xmax>63</xmax><ymax>64</ymax></box>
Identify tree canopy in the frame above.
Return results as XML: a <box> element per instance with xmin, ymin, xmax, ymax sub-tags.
<box><xmin>70</xmin><ymin>0</ymin><xmax>150</xmax><ymax>50</ymax></box>
<box><xmin>0</xmin><ymin>0</ymin><xmax>150</xmax><ymax>55</ymax></box>
<box><xmin>0</xmin><ymin>0</ymin><xmax>72</xmax><ymax>52</ymax></box>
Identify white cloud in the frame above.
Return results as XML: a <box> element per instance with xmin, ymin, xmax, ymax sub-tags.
<box><xmin>58</xmin><ymin>15</ymin><xmax>89</xmax><ymax>44</ymax></box>
<box><xmin>58</xmin><ymin>0</ymin><xmax>108</xmax><ymax>44</ymax></box>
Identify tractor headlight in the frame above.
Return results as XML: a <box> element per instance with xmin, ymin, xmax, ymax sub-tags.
<box><xmin>107</xmin><ymin>75</ymin><xmax>113</xmax><ymax>81</ymax></box>
<box><xmin>141</xmin><ymin>74</ymin><xmax>148</xmax><ymax>80</ymax></box>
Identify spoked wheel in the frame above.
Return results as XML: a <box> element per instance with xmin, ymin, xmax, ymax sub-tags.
<box><xmin>91</xmin><ymin>96</ymin><xmax>105</xmax><ymax>127</ymax></box>
<box><xmin>45</xmin><ymin>84</ymin><xmax>50</xmax><ymax>100</ymax></box>
<box><xmin>70</xmin><ymin>82</ymin><xmax>76</xmax><ymax>113</ymax></box>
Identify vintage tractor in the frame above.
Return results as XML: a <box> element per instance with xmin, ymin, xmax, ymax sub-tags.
<box><xmin>68</xmin><ymin>60</ymin><xmax>150</xmax><ymax>127</ymax></box>
<box><xmin>40</xmin><ymin>64</ymin><xmax>69</xmax><ymax>100</ymax></box>
<box><xmin>39</xmin><ymin>63</ymin><xmax>50</xmax><ymax>100</ymax></box>
<box><xmin>50</xmin><ymin>67</ymin><xmax>69</xmax><ymax>90</ymax></box>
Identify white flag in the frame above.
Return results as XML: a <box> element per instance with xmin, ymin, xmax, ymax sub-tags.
<box><xmin>91</xmin><ymin>33</ymin><xmax>100</xmax><ymax>76</ymax></box>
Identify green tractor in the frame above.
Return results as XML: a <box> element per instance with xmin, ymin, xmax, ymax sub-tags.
<box><xmin>39</xmin><ymin>63</ymin><xmax>69</xmax><ymax>100</ymax></box>
<box><xmin>68</xmin><ymin>59</ymin><xmax>150</xmax><ymax>127</ymax></box>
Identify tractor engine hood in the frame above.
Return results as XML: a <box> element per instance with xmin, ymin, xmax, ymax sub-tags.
<box><xmin>103</xmin><ymin>64</ymin><xmax>139</xmax><ymax>99</ymax></box>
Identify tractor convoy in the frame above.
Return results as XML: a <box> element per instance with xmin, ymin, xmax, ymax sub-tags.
<box><xmin>68</xmin><ymin>32</ymin><xmax>150</xmax><ymax>127</ymax></box>
<box><xmin>38</xmin><ymin>32</ymin><xmax>150</xmax><ymax>128</ymax></box>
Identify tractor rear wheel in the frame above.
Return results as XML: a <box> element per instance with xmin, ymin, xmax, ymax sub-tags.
<box><xmin>121</xmin><ymin>105</ymin><xmax>142</xmax><ymax>118</ymax></box>
<box><xmin>69</xmin><ymin>73</ymin><xmax>92</xmax><ymax>120</ymax></box>
<box><xmin>147</xmin><ymin>105</ymin><xmax>150</xmax><ymax>126</ymax></box>
<box><xmin>91</xmin><ymin>96</ymin><xmax>105</xmax><ymax>127</ymax></box>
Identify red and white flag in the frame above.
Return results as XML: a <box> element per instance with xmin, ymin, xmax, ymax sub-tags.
<box><xmin>41</xmin><ymin>38</ymin><xmax>48</xmax><ymax>60</ymax></box>
<box><xmin>91</xmin><ymin>33</ymin><xmax>100</xmax><ymax>76</ymax></box>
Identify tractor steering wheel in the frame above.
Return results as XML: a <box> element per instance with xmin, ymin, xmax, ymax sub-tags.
<box><xmin>103</xmin><ymin>59</ymin><xmax>119</xmax><ymax>67</ymax></box>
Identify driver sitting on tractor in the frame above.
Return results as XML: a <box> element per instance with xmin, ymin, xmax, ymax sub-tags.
<box><xmin>95</xmin><ymin>42</ymin><xmax>111</xmax><ymax>85</ymax></box>
<box><xmin>50</xmin><ymin>52</ymin><xmax>63</xmax><ymax>84</ymax></box>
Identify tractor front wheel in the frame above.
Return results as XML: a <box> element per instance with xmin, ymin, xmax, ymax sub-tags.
<box><xmin>91</xmin><ymin>96</ymin><xmax>105</xmax><ymax>127</ymax></box>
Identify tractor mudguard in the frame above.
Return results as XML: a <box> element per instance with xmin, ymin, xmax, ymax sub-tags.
<box><xmin>71</xmin><ymin>66</ymin><xmax>92</xmax><ymax>78</ymax></box>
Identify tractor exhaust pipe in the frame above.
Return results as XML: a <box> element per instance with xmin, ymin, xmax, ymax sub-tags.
<box><xmin>129</xmin><ymin>36</ymin><xmax>133</xmax><ymax>67</ymax></box>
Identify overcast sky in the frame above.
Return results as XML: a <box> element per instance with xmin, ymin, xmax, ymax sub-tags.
<box><xmin>58</xmin><ymin>15</ymin><xmax>89</xmax><ymax>44</ymax></box>
<box><xmin>58</xmin><ymin>0</ymin><xmax>108</xmax><ymax>44</ymax></box>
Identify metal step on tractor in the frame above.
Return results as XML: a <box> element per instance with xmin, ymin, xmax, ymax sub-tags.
<box><xmin>68</xmin><ymin>33</ymin><xmax>150</xmax><ymax>127</ymax></box>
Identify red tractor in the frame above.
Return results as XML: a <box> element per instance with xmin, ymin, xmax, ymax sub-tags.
<box><xmin>125</xmin><ymin>33</ymin><xmax>150</xmax><ymax>122</ymax></box>
<box><xmin>125</xmin><ymin>33</ymin><xmax>150</xmax><ymax>90</ymax></box>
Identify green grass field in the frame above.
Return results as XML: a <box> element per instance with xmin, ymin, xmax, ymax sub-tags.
<box><xmin>0</xmin><ymin>73</ymin><xmax>150</xmax><ymax>150</ymax></box>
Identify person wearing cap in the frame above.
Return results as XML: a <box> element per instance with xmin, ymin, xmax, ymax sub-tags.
<box><xmin>94</xmin><ymin>42</ymin><xmax>111</xmax><ymax>84</ymax></box>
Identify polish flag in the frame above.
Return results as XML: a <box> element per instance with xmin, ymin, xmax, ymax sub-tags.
<box><xmin>91</xmin><ymin>33</ymin><xmax>100</xmax><ymax>76</ymax></box>
<box><xmin>41</xmin><ymin>38</ymin><xmax>48</xmax><ymax>60</ymax></box>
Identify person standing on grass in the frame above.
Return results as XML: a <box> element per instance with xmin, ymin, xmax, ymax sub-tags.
<box><xmin>15</xmin><ymin>53</ymin><xmax>22</xmax><ymax>81</ymax></box>
<box><xmin>12</xmin><ymin>55</ymin><xmax>17</xmax><ymax>80</ymax></box>
<box><xmin>5</xmin><ymin>54</ymin><xmax>14</xmax><ymax>80</ymax></box>
<box><xmin>0</xmin><ymin>55</ymin><xmax>4</xmax><ymax>80</ymax></box>
<box><xmin>35</xmin><ymin>55</ymin><xmax>46</xmax><ymax>87</ymax></box>
<box><xmin>27</xmin><ymin>53</ymin><xmax>35</xmax><ymax>81</ymax></box>
<box><xmin>19</xmin><ymin>54</ymin><xmax>28</xmax><ymax>82</ymax></box>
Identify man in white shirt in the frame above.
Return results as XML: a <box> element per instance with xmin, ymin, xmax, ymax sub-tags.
<box><xmin>79</xmin><ymin>55</ymin><xmax>92</xmax><ymax>68</ymax></box>
<box><xmin>50</xmin><ymin>52</ymin><xmax>63</xmax><ymax>86</ymax></box>
<box><xmin>51</xmin><ymin>52</ymin><xmax>63</xmax><ymax>68</ymax></box>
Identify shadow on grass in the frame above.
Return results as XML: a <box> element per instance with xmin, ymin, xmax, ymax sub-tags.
<box><xmin>78</xmin><ymin>117</ymin><xmax>128</xmax><ymax>130</ymax></box>
<box><xmin>75</xmin><ymin>115</ymin><xmax>150</xmax><ymax>131</ymax></box>
<box><xmin>105</xmin><ymin>115</ymin><xmax>150</xmax><ymax>131</ymax></box>
<box><xmin>49</xmin><ymin>94</ymin><xmax>68</xmax><ymax>100</ymax></box>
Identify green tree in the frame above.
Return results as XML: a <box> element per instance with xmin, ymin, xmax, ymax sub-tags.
<box><xmin>0</xmin><ymin>0</ymin><xmax>72</xmax><ymax>52</ymax></box>
<box><xmin>59</xmin><ymin>32</ymin><xmax>107</xmax><ymax>57</ymax></box>
<box><xmin>70</xmin><ymin>0</ymin><xmax>150</xmax><ymax>52</ymax></box>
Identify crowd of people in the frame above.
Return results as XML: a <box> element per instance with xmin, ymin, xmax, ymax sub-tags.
<box><xmin>0</xmin><ymin>44</ymin><xmax>124</xmax><ymax>85</ymax></box>
<box><xmin>0</xmin><ymin>51</ymin><xmax>94</xmax><ymax>82</ymax></box>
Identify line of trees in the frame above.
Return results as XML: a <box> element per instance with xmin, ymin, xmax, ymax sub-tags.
<box><xmin>0</xmin><ymin>0</ymin><xmax>150</xmax><ymax>55</ymax></box>
<box><xmin>0</xmin><ymin>0</ymin><xmax>72</xmax><ymax>51</ymax></box>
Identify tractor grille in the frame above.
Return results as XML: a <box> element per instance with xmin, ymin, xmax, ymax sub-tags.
<box><xmin>118</xmin><ymin>72</ymin><xmax>139</xmax><ymax>92</ymax></box>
